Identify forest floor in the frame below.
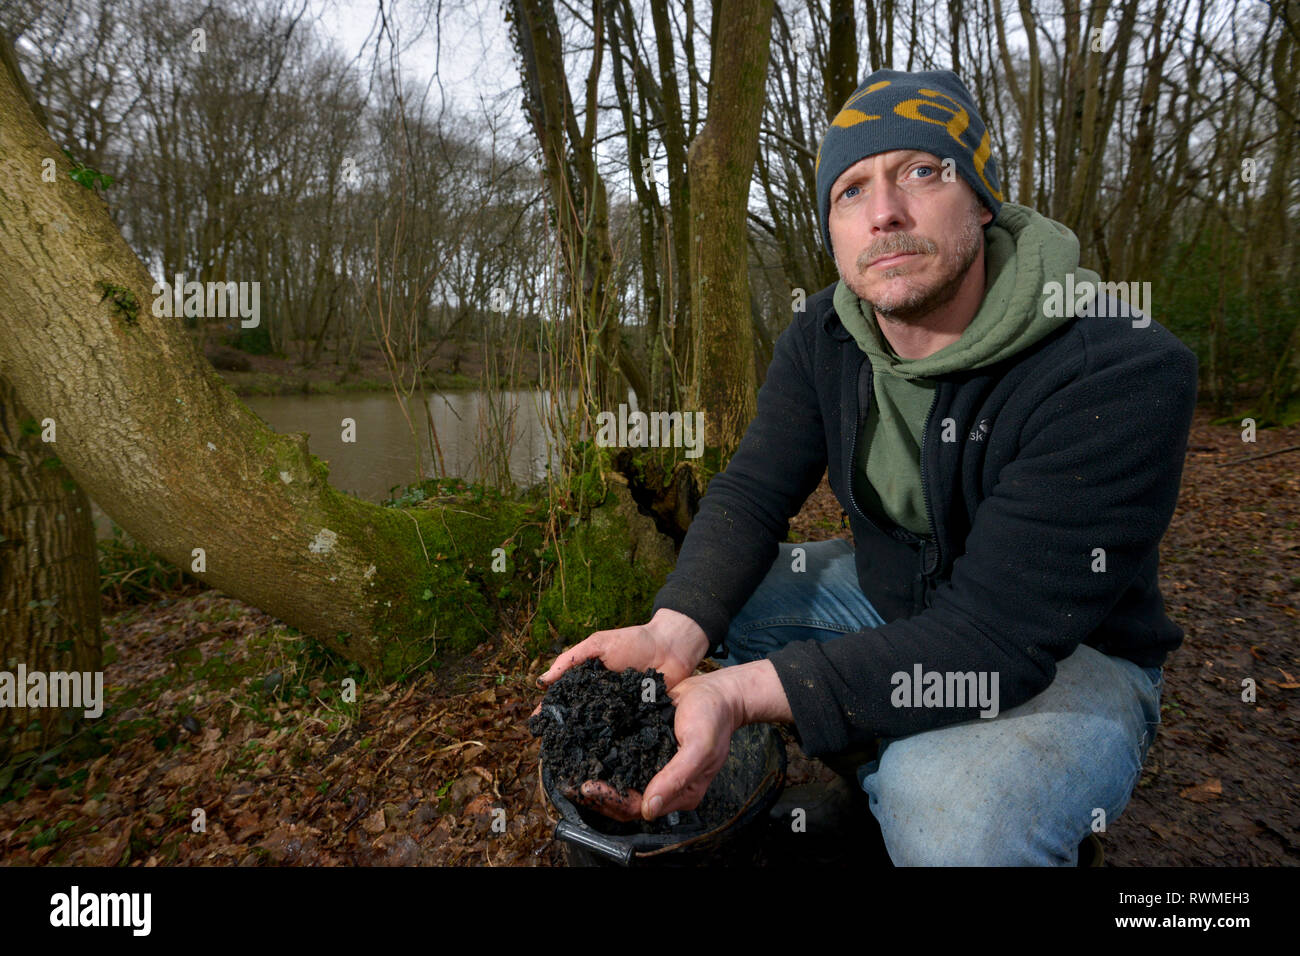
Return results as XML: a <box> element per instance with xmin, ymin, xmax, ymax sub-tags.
<box><xmin>0</xmin><ymin>410</ymin><xmax>1296</xmax><ymax>866</ymax></box>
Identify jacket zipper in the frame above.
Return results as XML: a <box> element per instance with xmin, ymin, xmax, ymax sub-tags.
<box><xmin>917</xmin><ymin>386</ymin><xmax>942</xmax><ymax>578</ymax></box>
<box><xmin>845</xmin><ymin>355</ymin><xmax>877</xmax><ymax>531</ymax></box>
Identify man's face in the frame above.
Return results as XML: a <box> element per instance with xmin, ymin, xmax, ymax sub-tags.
<box><xmin>828</xmin><ymin>150</ymin><xmax>993</xmax><ymax>323</ymax></box>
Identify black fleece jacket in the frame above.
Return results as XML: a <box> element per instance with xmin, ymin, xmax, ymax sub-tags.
<box><xmin>651</xmin><ymin>282</ymin><xmax>1198</xmax><ymax>756</ymax></box>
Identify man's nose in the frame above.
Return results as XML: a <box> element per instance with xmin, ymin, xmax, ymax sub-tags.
<box><xmin>863</xmin><ymin>177</ymin><xmax>910</xmax><ymax>233</ymax></box>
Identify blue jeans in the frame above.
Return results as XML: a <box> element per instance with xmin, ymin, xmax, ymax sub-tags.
<box><xmin>718</xmin><ymin>538</ymin><xmax>1164</xmax><ymax>866</ymax></box>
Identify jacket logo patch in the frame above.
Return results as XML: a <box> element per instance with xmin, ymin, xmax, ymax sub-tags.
<box><xmin>968</xmin><ymin>418</ymin><xmax>992</xmax><ymax>442</ymax></box>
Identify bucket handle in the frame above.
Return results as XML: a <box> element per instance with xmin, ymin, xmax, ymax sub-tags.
<box><xmin>554</xmin><ymin>821</ymin><xmax>635</xmax><ymax>866</ymax></box>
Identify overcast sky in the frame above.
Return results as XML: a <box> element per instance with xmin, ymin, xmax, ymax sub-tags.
<box><xmin>315</xmin><ymin>0</ymin><xmax>525</xmax><ymax>121</ymax></box>
<box><xmin>310</xmin><ymin>0</ymin><xmax>679</xmax><ymax>198</ymax></box>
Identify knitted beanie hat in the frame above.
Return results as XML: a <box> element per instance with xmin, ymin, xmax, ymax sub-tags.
<box><xmin>815</xmin><ymin>69</ymin><xmax>1005</xmax><ymax>255</ymax></box>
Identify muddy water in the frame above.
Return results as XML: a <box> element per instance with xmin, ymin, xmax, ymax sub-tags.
<box><xmin>89</xmin><ymin>389</ymin><xmax>565</xmax><ymax>540</ymax></box>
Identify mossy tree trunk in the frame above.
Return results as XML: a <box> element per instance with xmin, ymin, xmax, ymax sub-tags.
<box><xmin>0</xmin><ymin>36</ymin><xmax>519</xmax><ymax>680</ymax></box>
<box><xmin>686</xmin><ymin>0</ymin><xmax>773</xmax><ymax>461</ymax></box>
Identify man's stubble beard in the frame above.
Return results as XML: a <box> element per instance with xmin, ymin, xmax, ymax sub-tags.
<box><xmin>836</xmin><ymin>201</ymin><xmax>985</xmax><ymax>325</ymax></box>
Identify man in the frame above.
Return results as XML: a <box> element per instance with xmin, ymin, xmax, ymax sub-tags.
<box><xmin>540</xmin><ymin>69</ymin><xmax>1197</xmax><ymax>865</ymax></box>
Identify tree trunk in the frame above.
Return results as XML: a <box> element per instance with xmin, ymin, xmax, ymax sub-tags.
<box><xmin>0</xmin><ymin>52</ymin><xmax>508</xmax><ymax>680</ymax></box>
<box><xmin>649</xmin><ymin>0</ymin><xmax>695</xmax><ymax>397</ymax></box>
<box><xmin>0</xmin><ymin>375</ymin><xmax>101</xmax><ymax>763</ymax></box>
<box><xmin>686</xmin><ymin>0</ymin><xmax>773</xmax><ymax>461</ymax></box>
<box><xmin>510</xmin><ymin>0</ymin><xmax>624</xmax><ymax>412</ymax></box>
<box><xmin>824</xmin><ymin>0</ymin><xmax>860</xmax><ymax>120</ymax></box>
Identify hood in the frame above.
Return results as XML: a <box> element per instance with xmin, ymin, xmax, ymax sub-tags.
<box><xmin>832</xmin><ymin>202</ymin><xmax>1101</xmax><ymax>380</ymax></box>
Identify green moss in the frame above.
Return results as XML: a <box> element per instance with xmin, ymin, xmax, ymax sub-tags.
<box><xmin>309</xmin><ymin>484</ymin><xmax>548</xmax><ymax>680</ymax></box>
<box><xmin>565</xmin><ymin>443</ymin><xmax>613</xmax><ymax>515</ymax></box>
<box><xmin>96</xmin><ymin>281</ymin><xmax>139</xmax><ymax>325</ymax></box>
<box><xmin>308</xmin><ymin>453</ymin><xmax>331</xmax><ymax>485</ymax></box>
<box><xmin>529</xmin><ymin>484</ymin><xmax>675</xmax><ymax>654</ymax></box>
<box><xmin>244</xmin><ymin>421</ymin><xmax>672</xmax><ymax>678</ymax></box>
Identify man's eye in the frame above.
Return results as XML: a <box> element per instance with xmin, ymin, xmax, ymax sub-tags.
<box><xmin>842</xmin><ymin>185</ymin><xmax>860</xmax><ymax>199</ymax></box>
<box><xmin>912</xmin><ymin>165</ymin><xmax>935</xmax><ymax>179</ymax></box>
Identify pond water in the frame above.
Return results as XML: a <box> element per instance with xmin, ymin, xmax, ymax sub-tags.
<box><xmin>90</xmin><ymin>389</ymin><xmax>566</xmax><ymax>540</ymax></box>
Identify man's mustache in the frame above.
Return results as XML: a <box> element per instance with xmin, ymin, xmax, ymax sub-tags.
<box><xmin>855</xmin><ymin>234</ymin><xmax>938</xmax><ymax>270</ymax></box>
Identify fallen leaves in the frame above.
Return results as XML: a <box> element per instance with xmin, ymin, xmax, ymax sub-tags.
<box><xmin>1179</xmin><ymin>778</ymin><xmax>1223</xmax><ymax>802</ymax></box>
<box><xmin>361</xmin><ymin>808</ymin><xmax>386</xmax><ymax>835</ymax></box>
<box><xmin>1110</xmin><ymin>411</ymin><xmax>1300</xmax><ymax>865</ymax></box>
<box><xmin>0</xmin><ymin>590</ymin><xmax>567</xmax><ymax>867</ymax></box>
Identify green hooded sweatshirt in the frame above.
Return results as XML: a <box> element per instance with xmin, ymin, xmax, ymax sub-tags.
<box><xmin>832</xmin><ymin>201</ymin><xmax>1101</xmax><ymax>536</ymax></box>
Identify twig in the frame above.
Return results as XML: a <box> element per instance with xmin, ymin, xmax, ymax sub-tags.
<box><xmin>399</xmin><ymin>508</ymin><xmax>431</xmax><ymax>564</ymax></box>
<box><xmin>1216</xmin><ymin>444</ymin><xmax>1300</xmax><ymax>467</ymax></box>
<box><xmin>375</xmin><ymin>707</ymin><xmax>450</xmax><ymax>777</ymax></box>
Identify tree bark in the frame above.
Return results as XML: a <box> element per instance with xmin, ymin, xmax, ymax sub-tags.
<box><xmin>992</xmin><ymin>0</ymin><xmax>1040</xmax><ymax>206</ymax></box>
<box><xmin>686</xmin><ymin>0</ymin><xmax>773</xmax><ymax>460</ymax></box>
<box><xmin>648</xmin><ymin>0</ymin><xmax>695</xmax><ymax>396</ymax></box>
<box><xmin>1</xmin><ymin>29</ymin><xmax>101</xmax><ymax>763</ymax></box>
<box><xmin>510</xmin><ymin>0</ymin><xmax>623</xmax><ymax>412</ymax></box>
<box><xmin>824</xmin><ymin>0</ymin><xmax>860</xmax><ymax>119</ymax></box>
<box><xmin>0</xmin><ymin>375</ymin><xmax>101</xmax><ymax>762</ymax></box>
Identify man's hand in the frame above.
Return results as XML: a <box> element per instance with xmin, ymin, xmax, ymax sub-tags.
<box><xmin>533</xmin><ymin>608</ymin><xmax>710</xmax><ymax>819</ymax></box>
<box><xmin>539</xmin><ymin>607</ymin><xmax>710</xmax><ymax>691</ymax></box>
<box><xmin>566</xmin><ymin>660</ymin><xmax>793</xmax><ymax>823</ymax></box>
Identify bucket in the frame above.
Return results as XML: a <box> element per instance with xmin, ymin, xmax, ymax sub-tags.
<box><xmin>540</xmin><ymin>722</ymin><xmax>787</xmax><ymax>866</ymax></box>
<box><xmin>1078</xmin><ymin>832</ymin><xmax>1105</xmax><ymax>867</ymax></box>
